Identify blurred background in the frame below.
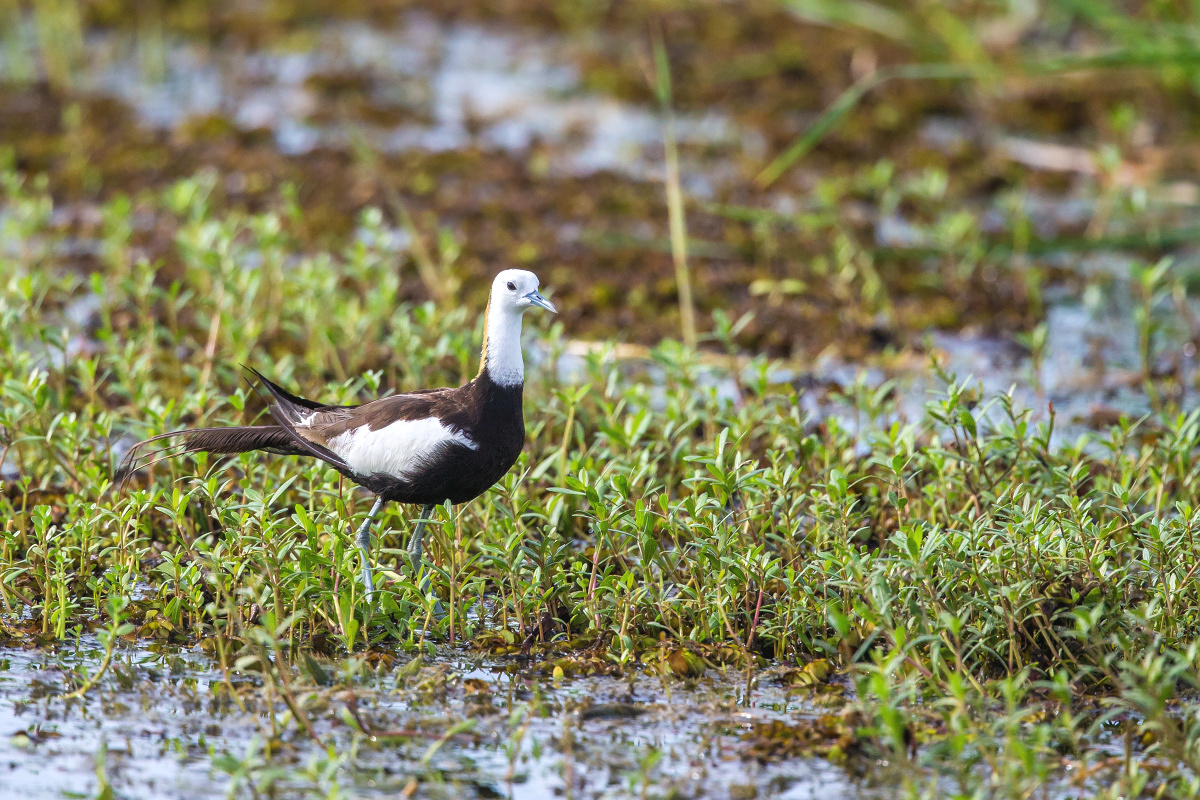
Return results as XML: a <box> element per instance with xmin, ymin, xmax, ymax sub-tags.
<box><xmin>2</xmin><ymin>0</ymin><xmax>1199</xmax><ymax>429</ymax></box>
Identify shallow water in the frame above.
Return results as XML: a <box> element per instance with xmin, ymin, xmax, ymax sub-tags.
<box><xmin>65</xmin><ymin>13</ymin><xmax>740</xmax><ymax>188</ymax></box>
<box><xmin>1</xmin><ymin>639</ymin><xmax>885</xmax><ymax>799</ymax></box>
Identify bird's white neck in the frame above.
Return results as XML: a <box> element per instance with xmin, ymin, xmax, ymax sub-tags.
<box><xmin>481</xmin><ymin>303</ymin><xmax>525</xmax><ymax>387</ymax></box>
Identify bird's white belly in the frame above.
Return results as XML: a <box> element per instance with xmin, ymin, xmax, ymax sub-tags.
<box><xmin>328</xmin><ymin>417</ymin><xmax>477</xmax><ymax>479</ymax></box>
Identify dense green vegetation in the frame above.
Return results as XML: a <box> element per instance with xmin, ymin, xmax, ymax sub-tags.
<box><xmin>3</xmin><ymin>165</ymin><xmax>1200</xmax><ymax>796</ymax></box>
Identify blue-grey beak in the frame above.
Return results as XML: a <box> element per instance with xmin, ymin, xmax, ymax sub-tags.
<box><xmin>526</xmin><ymin>290</ymin><xmax>557</xmax><ymax>313</ymax></box>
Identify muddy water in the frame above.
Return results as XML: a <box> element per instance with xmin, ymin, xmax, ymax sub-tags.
<box><xmin>1</xmin><ymin>639</ymin><xmax>886</xmax><ymax>799</ymax></box>
<box><xmin>73</xmin><ymin>13</ymin><xmax>741</xmax><ymax>186</ymax></box>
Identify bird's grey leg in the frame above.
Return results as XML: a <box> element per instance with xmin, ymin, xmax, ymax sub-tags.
<box><xmin>406</xmin><ymin>504</ymin><xmax>436</xmax><ymax>578</ymax></box>
<box><xmin>407</xmin><ymin>505</ymin><xmax>444</xmax><ymax>615</ymax></box>
<box><xmin>355</xmin><ymin>496</ymin><xmax>386</xmax><ymax>601</ymax></box>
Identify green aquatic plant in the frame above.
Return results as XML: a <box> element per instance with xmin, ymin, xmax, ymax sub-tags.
<box><xmin>2</xmin><ymin>162</ymin><xmax>1200</xmax><ymax>794</ymax></box>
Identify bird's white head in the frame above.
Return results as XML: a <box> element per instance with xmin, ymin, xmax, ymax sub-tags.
<box><xmin>481</xmin><ymin>269</ymin><xmax>556</xmax><ymax>386</ymax></box>
<box><xmin>491</xmin><ymin>269</ymin><xmax>557</xmax><ymax>315</ymax></box>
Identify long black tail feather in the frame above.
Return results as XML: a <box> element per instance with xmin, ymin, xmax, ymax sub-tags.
<box><xmin>114</xmin><ymin>425</ymin><xmax>301</xmax><ymax>490</ymax></box>
<box><xmin>114</xmin><ymin>367</ymin><xmax>357</xmax><ymax>491</ymax></box>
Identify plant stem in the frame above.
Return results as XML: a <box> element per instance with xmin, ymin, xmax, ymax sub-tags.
<box><xmin>653</xmin><ymin>29</ymin><xmax>697</xmax><ymax>350</ymax></box>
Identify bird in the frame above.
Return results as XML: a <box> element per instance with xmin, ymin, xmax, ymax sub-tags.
<box><xmin>116</xmin><ymin>269</ymin><xmax>557</xmax><ymax>599</ymax></box>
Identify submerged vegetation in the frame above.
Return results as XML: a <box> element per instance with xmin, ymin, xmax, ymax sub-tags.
<box><xmin>2</xmin><ymin>0</ymin><xmax>1200</xmax><ymax>797</ymax></box>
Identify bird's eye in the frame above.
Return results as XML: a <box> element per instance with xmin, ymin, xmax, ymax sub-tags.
<box><xmin>506</xmin><ymin>281</ymin><xmax>516</xmax><ymax>291</ymax></box>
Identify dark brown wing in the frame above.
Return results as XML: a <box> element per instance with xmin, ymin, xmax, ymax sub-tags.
<box><xmin>294</xmin><ymin>388</ymin><xmax>463</xmax><ymax>447</ymax></box>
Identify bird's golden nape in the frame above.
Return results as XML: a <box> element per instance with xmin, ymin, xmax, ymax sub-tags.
<box><xmin>115</xmin><ymin>269</ymin><xmax>555</xmax><ymax>602</ymax></box>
